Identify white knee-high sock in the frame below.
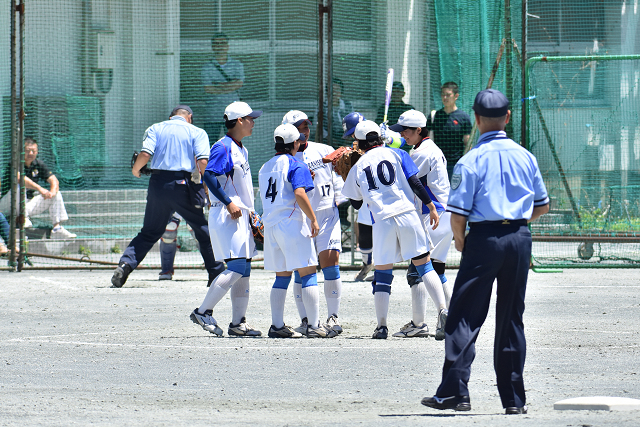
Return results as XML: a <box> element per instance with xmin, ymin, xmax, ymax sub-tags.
<box><xmin>270</xmin><ymin>288</ymin><xmax>288</xmax><ymax>328</ymax></box>
<box><xmin>293</xmin><ymin>280</ymin><xmax>307</xmax><ymax>320</ymax></box>
<box><xmin>302</xmin><ymin>286</ymin><xmax>320</xmax><ymax>328</ymax></box>
<box><xmin>199</xmin><ymin>270</ymin><xmax>242</xmax><ymax>313</ymax></box>
<box><xmin>230</xmin><ymin>276</ymin><xmax>250</xmax><ymax>324</ymax></box>
<box><xmin>374</xmin><ymin>292</ymin><xmax>390</xmax><ymax>327</ymax></box>
<box><xmin>324</xmin><ymin>279</ymin><xmax>341</xmax><ymax>317</ymax></box>
<box><xmin>422</xmin><ymin>269</ymin><xmax>447</xmax><ymax>311</ymax></box>
<box><xmin>442</xmin><ymin>279</ymin><xmax>453</xmax><ymax>309</ymax></box>
<box><xmin>411</xmin><ymin>282</ymin><xmax>427</xmax><ymax>325</ymax></box>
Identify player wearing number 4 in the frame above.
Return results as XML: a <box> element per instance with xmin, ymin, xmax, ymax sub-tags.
<box><xmin>389</xmin><ymin>110</ymin><xmax>454</xmax><ymax>340</ymax></box>
<box><xmin>342</xmin><ymin>120</ymin><xmax>442</xmax><ymax>339</ymax></box>
<box><xmin>259</xmin><ymin>124</ymin><xmax>338</xmax><ymax>338</ymax></box>
<box><xmin>282</xmin><ymin>110</ymin><xmax>346</xmax><ymax>335</ymax></box>
<box><xmin>190</xmin><ymin>101</ymin><xmax>263</xmax><ymax>337</ymax></box>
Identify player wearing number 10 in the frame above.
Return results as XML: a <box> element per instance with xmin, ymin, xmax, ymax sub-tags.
<box><xmin>342</xmin><ymin>120</ymin><xmax>442</xmax><ymax>339</ymax></box>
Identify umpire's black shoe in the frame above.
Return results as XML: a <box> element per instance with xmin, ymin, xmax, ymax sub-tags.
<box><xmin>505</xmin><ymin>406</ymin><xmax>527</xmax><ymax>414</ymax></box>
<box><xmin>421</xmin><ymin>395</ymin><xmax>471</xmax><ymax>411</ymax></box>
<box><xmin>111</xmin><ymin>262</ymin><xmax>132</xmax><ymax>288</ymax></box>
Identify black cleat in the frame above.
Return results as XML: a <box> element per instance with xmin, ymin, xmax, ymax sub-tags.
<box><xmin>421</xmin><ymin>395</ymin><xmax>471</xmax><ymax>411</ymax></box>
<box><xmin>372</xmin><ymin>325</ymin><xmax>388</xmax><ymax>339</ymax></box>
<box><xmin>505</xmin><ymin>406</ymin><xmax>527</xmax><ymax>414</ymax></box>
<box><xmin>111</xmin><ymin>262</ymin><xmax>133</xmax><ymax>288</ymax></box>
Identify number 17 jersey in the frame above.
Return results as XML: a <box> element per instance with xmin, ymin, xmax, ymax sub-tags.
<box><xmin>342</xmin><ymin>146</ymin><xmax>419</xmax><ymax>223</ymax></box>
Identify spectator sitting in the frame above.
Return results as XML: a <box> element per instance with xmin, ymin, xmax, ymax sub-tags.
<box><xmin>0</xmin><ymin>138</ymin><xmax>76</xmax><ymax>239</ymax></box>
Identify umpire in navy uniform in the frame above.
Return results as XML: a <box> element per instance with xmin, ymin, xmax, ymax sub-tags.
<box><xmin>422</xmin><ymin>89</ymin><xmax>549</xmax><ymax>414</ymax></box>
<box><xmin>111</xmin><ymin>105</ymin><xmax>225</xmax><ymax>288</ymax></box>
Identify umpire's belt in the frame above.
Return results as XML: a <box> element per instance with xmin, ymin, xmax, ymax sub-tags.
<box><xmin>469</xmin><ymin>219</ymin><xmax>528</xmax><ymax>228</ymax></box>
<box><xmin>151</xmin><ymin>170</ymin><xmax>191</xmax><ymax>178</ymax></box>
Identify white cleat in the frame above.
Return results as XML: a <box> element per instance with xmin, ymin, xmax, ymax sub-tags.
<box><xmin>392</xmin><ymin>320</ymin><xmax>430</xmax><ymax>338</ymax></box>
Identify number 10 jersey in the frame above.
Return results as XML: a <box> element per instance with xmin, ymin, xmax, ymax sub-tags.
<box><xmin>342</xmin><ymin>146</ymin><xmax>419</xmax><ymax>223</ymax></box>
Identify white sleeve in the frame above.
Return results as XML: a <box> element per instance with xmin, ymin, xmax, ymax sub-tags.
<box><xmin>341</xmin><ymin>168</ymin><xmax>362</xmax><ymax>201</ymax></box>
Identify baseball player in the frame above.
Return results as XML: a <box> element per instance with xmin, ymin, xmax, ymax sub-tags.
<box><xmin>390</xmin><ymin>110</ymin><xmax>454</xmax><ymax>340</ymax></box>
<box><xmin>341</xmin><ymin>112</ymin><xmax>374</xmax><ymax>282</ymax></box>
<box><xmin>341</xmin><ymin>120</ymin><xmax>443</xmax><ymax>339</ymax></box>
<box><xmin>190</xmin><ymin>101</ymin><xmax>263</xmax><ymax>337</ymax></box>
<box><xmin>259</xmin><ymin>124</ymin><xmax>337</xmax><ymax>338</ymax></box>
<box><xmin>281</xmin><ymin>110</ymin><xmax>346</xmax><ymax>335</ymax></box>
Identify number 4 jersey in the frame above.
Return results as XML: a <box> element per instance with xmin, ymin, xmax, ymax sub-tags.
<box><xmin>258</xmin><ymin>153</ymin><xmax>314</xmax><ymax>227</ymax></box>
<box><xmin>342</xmin><ymin>146</ymin><xmax>419</xmax><ymax>223</ymax></box>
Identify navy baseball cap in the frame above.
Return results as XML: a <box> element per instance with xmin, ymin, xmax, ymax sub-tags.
<box><xmin>170</xmin><ymin>104</ymin><xmax>193</xmax><ymax>117</ymax></box>
<box><xmin>472</xmin><ymin>89</ymin><xmax>510</xmax><ymax>117</ymax></box>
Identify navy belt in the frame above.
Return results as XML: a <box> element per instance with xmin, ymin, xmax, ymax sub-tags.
<box><xmin>151</xmin><ymin>170</ymin><xmax>191</xmax><ymax>178</ymax></box>
<box><xmin>469</xmin><ymin>219</ymin><xmax>528</xmax><ymax>227</ymax></box>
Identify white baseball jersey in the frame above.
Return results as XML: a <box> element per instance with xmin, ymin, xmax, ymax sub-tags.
<box><xmin>294</xmin><ymin>141</ymin><xmax>343</xmax><ymax>212</ymax></box>
<box><xmin>258</xmin><ymin>153</ymin><xmax>314</xmax><ymax>227</ymax></box>
<box><xmin>410</xmin><ymin>137</ymin><xmax>450</xmax><ymax>214</ymax></box>
<box><xmin>342</xmin><ymin>146</ymin><xmax>419</xmax><ymax>223</ymax></box>
<box><xmin>206</xmin><ymin>135</ymin><xmax>254</xmax><ymax>211</ymax></box>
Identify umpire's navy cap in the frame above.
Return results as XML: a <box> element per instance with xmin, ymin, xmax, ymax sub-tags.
<box><xmin>472</xmin><ymin>89</ymin><xmax>510</xmax><ymax>118</ymax></box>
<box><xmin>170</xmin><ymin>104</ymin><xmax>193</xmax><ymax>117</ymax></box>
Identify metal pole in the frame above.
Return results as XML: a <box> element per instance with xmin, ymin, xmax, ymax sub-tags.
<box><xmin>317</xmin><ymin>1</ymin><xmax>325</xmax><ymax>144</ymax></box>
<box><xmin>520</xmin><ymin>0</ymin><xmax>527</xmax><ymax>148</ymax></box>
<box><xmin>17</xmin><ymin>0</ymin><xmax>26</xmax><ymax>270</ymax></box>
<box><xmin>504</xmin><ymin>0</ymin><xmax>513</xmax><ymax>137</ymax></box>
<box><xmin>326</xmin><ymin>0</ymin><xmax>333</xmax><ymax>147</ymax></box>
<box><xmin>9</xmin><ymin>0</ymin><xmax>17</xmax><ymax>269</ymax></box>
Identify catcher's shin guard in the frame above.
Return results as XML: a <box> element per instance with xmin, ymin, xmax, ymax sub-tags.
<box><xmin>160</xmin><ymin>216</ymin><xmax>180</xmax><ymax>274</ymax></box>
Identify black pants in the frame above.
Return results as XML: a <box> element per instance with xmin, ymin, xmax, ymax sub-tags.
<box><xmin>436</xmin><ymin>221</ymin><xmax>531</xmax><ymax>409</ymax></box>
<box><xmin>120</xmin><ymin>172</ymin><xmax>225</xmax><ymax>278</ymax></box>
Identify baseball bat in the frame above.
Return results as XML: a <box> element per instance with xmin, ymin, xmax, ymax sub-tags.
<box><xmin>383</xmin><ymin>68</ymin><xmax>394</xmax><ymax>124</ymax></box>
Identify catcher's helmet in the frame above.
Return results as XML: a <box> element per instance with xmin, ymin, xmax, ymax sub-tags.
<box><xmin>342</xmin><ymin>112</ymin><xmax>366</xmax><ymax>139</ymax></box>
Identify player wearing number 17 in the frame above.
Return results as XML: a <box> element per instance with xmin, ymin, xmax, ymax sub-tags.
<box><xmin>259</xmin><ymin>124</ymin><xmax>337</xmax><ymax>338</ymax></box>
<box><xmin>341</xmin><ymin>120</ymin><xmax>440</xmax><ymax>339</ymax></box>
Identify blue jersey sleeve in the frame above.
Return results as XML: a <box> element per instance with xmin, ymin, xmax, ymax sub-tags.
<box><xmin>287</xmin><ymin>156</ymin><xmax>314</xmax><ymax>192</ymax></box>
<box><xmin>205</xmin><ymin>139</ymin><xmax>234</xmax><ymax>175</ymax></box>
<box><xmin>391</xmin><ymin>148</ymin><xmax>419</xmax><ymax>179</ymax></box>
<box><xmin>141</xmin><ymin>125</ymin><xmax>156</xmax><ymax>156</ymax></box>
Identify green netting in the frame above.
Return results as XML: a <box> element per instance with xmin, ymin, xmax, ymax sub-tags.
<box><xmin>526</xmin><ymin>56</ymin><xmax>640</xmax><ymax>267</ymax></box>
<box><xmin>1</xmin><ymin>0</ymin><xmax>639</xmax><ymax>269</ymax></box>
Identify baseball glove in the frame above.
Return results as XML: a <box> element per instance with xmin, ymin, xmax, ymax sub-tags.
<box><xmin>131</xmin><ymin>151</ymin><xmax>152</xmax><ymax>176</ymax></box>
<box><xmin>322</xmin><ymin>146</ymin><xmax>363</xmax><ymax>181</ymax></box>
<box><xmin>249</xmin><ymin>211</ymin><xmax>265</xmax><ymax>244</ymax></box>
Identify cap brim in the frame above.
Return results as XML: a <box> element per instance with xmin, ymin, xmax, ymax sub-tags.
<box><xmin>342</xmin><ymin>128</ymin><xmax>355</xmax><ymax>139</ymax></box>
<box><xmin>293</xmin><ymin>119</ymin><xmax>312</xmax><ymax>127</ymax></box>
<box><xmin>247</xmin><ymin>110</ymin><xmax>263</xmax><ymax>118</ymax></box>
<box><xmin>389</xmin><ymin>123</ymin><xmax>407</xmax><ymax>132</ymax></box>
<box><xmin>297</xmin><ymin>133</ymin><xmax>307</xmax><ymax>142</ymax></box>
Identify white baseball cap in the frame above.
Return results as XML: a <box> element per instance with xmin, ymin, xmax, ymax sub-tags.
<box><xmin>354</xmin><ymin>120</ymin><xmax>381</xmax><ymax>140</ymax></box>
<box><xmin>274</xmin><ymin>123</ymin><xmax>305</xmax><ymax>145</ymax></box>
<box><xmin>282</xmin><ymin>110</ymin><xmax>311</xmax><ymax>127</ymax></box>
<box><xmin>224</xmin><ymin>101</ymin><xmax>263</xmax><ymax>121</ymax></box>
<box><xmin>389</xmin><ymin>109</ymin><xmax>427</xmax><ymax>132</ymax></box>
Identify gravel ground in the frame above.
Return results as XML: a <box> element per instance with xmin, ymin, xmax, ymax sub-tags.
<box><xmin>1</xmin><ymin>268</ymin><xmax>639</xmax><ymax>426</ymax></box>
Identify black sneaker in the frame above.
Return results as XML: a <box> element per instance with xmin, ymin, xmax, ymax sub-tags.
<box><xmin>268</xmin><ymin>324</ymin><xmax>303</xmax><ymax>338</ymax></box>
<box><xmin>372</xmin><ymin>325</ymin><xmax>388</xmax><ymax>339</ymax></box>
<box><xmin>111</xmin><ymin>262</ymin><xmax>132</xmax><ymax>288</ymax></box>
<box><xmin>421</xmin><ymin>395</ymin><xmax>471</xmax><ymax>411</ymax></box>
<box><xmin>505</xmin><ymin>406</ymin><xmax>527</xmax><ymax>414</ymax></box>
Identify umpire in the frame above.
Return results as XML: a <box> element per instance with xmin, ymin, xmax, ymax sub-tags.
<box><xmin>421</xmin><ymin>89</ymin><xmax>549</xmax><ymax>414</ymax></box>
<box><xmin>111</xmin><ymin>105</ymin><xmax>225</xmax><ymax>288</ymax></box>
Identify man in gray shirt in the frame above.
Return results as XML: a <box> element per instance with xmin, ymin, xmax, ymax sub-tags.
<box><xmin>201</xmin><ymin>33</ymin><xmax>245</xmax><ymax>141</ymax></box>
